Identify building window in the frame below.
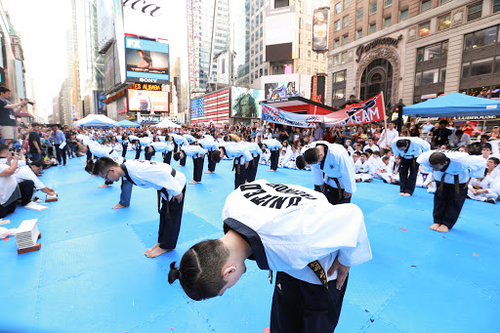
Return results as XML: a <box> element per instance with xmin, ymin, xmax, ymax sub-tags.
<box><xmin>440</xmin><ymin>68</ymin><xmax>446</xmax><ymax>82</ymax></box>
<box><xmin>342</xmin><ymin>52</ymin><xmax>349</xmax><ymax>63</ymax></box>
<box><xmin>344</xmin><ymin>0</ymin><xmax>350</xmax><ymax>9</ymax></box>
<box><xmin>369</xmin><ymin>1</ymin><xmax>377</xmax><ymax>14</ymax></box>
<box><xmin>400</xmin><ymin>8</ymin><xmax>409</xmax><ymax>21</ymax></box>
<box><xmin>383</xmin><ymin>16</ymin><xmax>391</xmax><ymax>28</ymax></box>
<box><xmin>438</xmin><ymin>13</ymin><xmax>451</xmax><ymax>31</ymax></box>
<box><xmin>357</xmin><ymin>8</ymin><xmax>364</xmax><ymax>20</ymax></box>
<box><xmin>384</xmin><ymin>0</ymin><xmax>392</xmax><ymax>7</ymax></box>
<box><xmin>494</xmin><ymin>0</ymin><xmax>500</xmax><ymax>13</ymax></box>
<box><xmin>440</xmin><ymin>0</ymin><xmax>452</xmax><ymax>4</ymax></box>
<box><xmin>334</xmin><ymin>54</ymin><xmax>340</xmax><ymax>66</ymax></box>
<box><xmin>333</xmin><ymin>88</ymin><xmax>346</xmax><ymax>100</ymax></box>
<box><xmin>343</xmin><ymin>34</ymin><xmax>349</xmax><ymax>45</ymax></box>
<box><xmin>464</xmin><ymin>26</ymin><xmax>498</xmax><ymax>50</ymax></box>
<box><xmin>335</xmin><ymin>20</ymin><xmax>341</xmax><ymax>31</ymax></box>
<box><xmin>343</xmin><ymin>15</ymin><xmax>350</xmax><ymax>28</ymax></box>
<box><xmin>335</xmin><ymin>2</ymin><xmax>342</xmax><ymax>14</ymax></box>
<box><xmin>307</xmin><ymin>50</ymin><xmax>312</xmax><ymax>60</ymax></box>
<box><xmin>495</xmin><ymin>56</ymin><xmax>500</xmax><ymax>72</ymax></box>
<box><xmin>415</xmin><ymin>72</ymin><xmax>422</xmax><ymax>86</ymax></box>
<box><xmin>467</xmin><ymin>1</ymin><xmax>483</xmax><ymax>21</ymax></box>
<box><xmin>418</xmin><ymin>21</ymin><xmax>431</xmax><ymax>37</ymax></box>
<box><xmin>333</xmin><ymin>70</ymin><xmax>347</xmax><ymax>82</ymax></box>
<box><xmin>461</xmin><ymin>58</ymin><xmax>494</xmax><ymax>77</ymax></box>
<box><xmin>356</xmin><ymin>29</ymin><xmax>363</xmax><ymax>39</ymax></box>
<box><xmin>334</xmin><ymin>38</ymin><xmax>340</xmax><ymax>48</ymax></box>
<box><xmin>421</xmin><ymin>0</ymin><xmax>432</xmax><ymax>12</ymax></box>
<box><xmin>417</xmin><ymin>41</ymin><xmax>449</xmax><ymax>62</ymax></box>
<box><xmin>421</xmin><ymin>68</ymin><xmax>440</xmax><ymax>85</ymax></box>
<box><xmin>369</xmin><ymin>23</ymin><xmax>376</xmax><ymax>34</ymax></box>
<box><xmin>275</xmin><ymin>0</ymin><xmax>289</xmax><ymax>8</ymax></box>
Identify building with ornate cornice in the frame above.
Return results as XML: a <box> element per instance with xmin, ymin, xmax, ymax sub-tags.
<box><xmin>327</xmin><ymin>0</ymin><xmax>500</xmax><ymax>113</ymax></box>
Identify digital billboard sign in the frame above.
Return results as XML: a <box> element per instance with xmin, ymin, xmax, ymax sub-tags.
<box><xmin>312</xmin><ymin>8</ymin><xmax>328</xmax><ymax>52</ymax></box>
<box><xmin>125</xmin><ymin>37</ymin><xmax>170</xmax><ymax>84</ymax></box>
<box><xmin>265</xmin><ymin>82</ymin><xmax>299</xmax><ymax>101</ymax></box>
<box><xmin>190</xmin><ymin>89</ymin><xmax>230</xmax><ymax>124</ymax></box>
<box><xmin>127</xmin><ymin>89</ymin><xmax>169</xmax><ymax>113</ymax></box>
<box><xmin>231</xmin><ymin>87</ymin><xmax>264</xmax><ymax>118</ymax></box>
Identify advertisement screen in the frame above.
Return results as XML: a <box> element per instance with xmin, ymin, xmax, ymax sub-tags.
<box><xmin>125</xmin><ymin>37</ymin><xmax>170</xmax><ymax>84</ymax></box>
<box><xmin>312</xmin><ymin>8</ymin><xmax>328</xmax><ymax>52</ymax></box>
<box><xmin>231</xmin><ymin>87</ymin><xmax>264</xmax><ymax>118</ymax></box>
<box><xmin>128</xmin><ymin>89</ymin><xmax>169</xmax><ymax>113</ymax></box>
<box><xmin>265</xmin><ymin>82</ymin><xmax>299</xmax><ymax>101</ymax></box>
<box><xmin>123</xmin><ymin>0</ymin><xmax>168</xmax><ymax>40</ymax></box>
<box><xmin>190</xmin><ymin>89</ymin><xmax>230</xmax><ymax>124</ymax></box>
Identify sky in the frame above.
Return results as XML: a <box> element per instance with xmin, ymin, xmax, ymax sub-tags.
<box><xmin>2</xmin><ymin>0</ymin><xmax>188</xmax><ymax>121</ymax></box>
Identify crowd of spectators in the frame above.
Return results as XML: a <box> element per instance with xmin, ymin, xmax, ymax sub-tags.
<box><xmin>1</xmin><ymin>117</ymin><xmax>500</xmax><ymax>219</ymax></box>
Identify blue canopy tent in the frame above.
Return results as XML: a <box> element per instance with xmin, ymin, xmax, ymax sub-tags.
<box><xmin>403</xmin><ymin>92</ymin><xmax>500</xmax><ymax>117</ymax></box>
<box><xmin>78</xmin><ymin>119</ymin><xmax>114</xmax><ymax>128</ymax></box>
<box><xmin>113</xmin><ymin>119</ymin><xmax>140</xmax><ymax>127</ymax></box>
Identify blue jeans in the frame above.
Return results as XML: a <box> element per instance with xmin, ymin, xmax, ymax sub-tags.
<box><xmin>119</xmin><ymin>178</ymin><xmax>133</xmax><ymax>207</ymax></box>
<box><xmin>30</xmin><ymin>153</ymin><xmax>42</xmax><ymax>162</ymax></box>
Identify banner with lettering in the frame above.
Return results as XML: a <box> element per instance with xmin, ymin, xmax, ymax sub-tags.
<box><xmin>262</xmin><ymin>103</ymin><xmax>319</xmax><ymax>128</ymax></box>
<box><xmin>323</xmin><ymin>93</ymin><xmax>385</xmax><ymax>128</ymax></box>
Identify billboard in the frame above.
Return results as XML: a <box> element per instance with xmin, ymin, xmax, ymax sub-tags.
<box><xmin>311</xmin><ymin>75</ymin><xmax>326</xmax><ymax>104</ymax></box>
<box><xmin>190</xmin><ymin>89</ymin><xmax>230</xmax><ymax>124</ymax></box>
<box><xmin>94</xmin><ymin>91</ymin><xmax>107</xmax><ymax>115</ymax></box>
<box><xmin>265</xmin><ymin>7</ymin><xmax>295</xmax><ymax>62</ymax></box>
<box><xmin>122</xmin><ymin>0</ymin><xmax>168</xmax><ymax>40</ymax></box>
<box><xmin>125</xmin><ymin>37</ymin><xmax>170</xmax><ymax>84</ymax></box>
<box><xmin>265</xmin><ymin>82</ymin><xmax>299</xmax><ymax>101</ymax></box>
<box><xmin>231</xmin><ymin>87</ymin><xmax>264</xmax><ymax>118</ymax></box>
<box><xmin>127</xmin><ymin>89</ymin><xmax>169</xmax><ymax>113</ymax></box>
<box><xmin>312</xmin><ymin>8</ymin><xmax>329</xmax><ymax>52</ymax></box>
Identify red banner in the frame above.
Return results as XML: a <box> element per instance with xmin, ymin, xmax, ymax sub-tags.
<box><xmin>324</xmin><ymin>93</ymin><xmax>385</xmax><ymax>127</ymax></box>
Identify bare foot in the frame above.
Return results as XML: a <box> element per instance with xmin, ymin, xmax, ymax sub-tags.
<box><xmin>189</xmin><ymin>180</ymin><xmax>200</xmax><ymax>185</ymax></box>
<box><xmin>268</xmin><ymin>169</ymin><xmax>275</xmax><ymax>172</ymax></box>
<box><xmin>429</xmin><ymin>223</ymin><xmax>441</xmax><ymax>231</ymax></box>
<box><xmin>402</xmin><ymin>193</ymin><xmax>411</xmax><ymax>197</ymax></box>
<box><xmin>399</xmin><ymin>192</ymin><xmax>405</xmax><ymax>196</ymax></box>
<box><xmin>146</xmin><ymin>246</ymin><xmax>172</xmax><ymax>258</ymax></box>
<box><xmin>145</xmin><ymin>243</ymin><xmax>160</xmax><ymax>256</ymax></box>
<box><xmin>112</xmin><ymin>203</ymin><xmax>127</xmax><ymax>209</ymax></box>
<box><xmin>178</xmin><ymin>165</ymin><xmax>185</xmax><ymax>167</ymax></box>
<box><xmin>436</xmin><ymin>225</ymin><xmax>449</xmax><ymax>233</ymax></box>
<box><xmin>204</xmin><ymin>171</ymin><xmax>212</xmax><ymax>174</ymax></box>
<box><xmin>98</xmin><ymin>184</ymin><xmax>110</xmax><ymax>189</ymax></box>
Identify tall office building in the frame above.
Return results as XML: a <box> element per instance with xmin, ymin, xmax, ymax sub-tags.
<box><xmin>327</xmin><ymin>0</ymin><xmax>500</xmax><ymax>110</ymax></box>
<box><xmin>187</xmin><ymin>0</ymin><xmax>230</xmax><ymax>93</ymax></box>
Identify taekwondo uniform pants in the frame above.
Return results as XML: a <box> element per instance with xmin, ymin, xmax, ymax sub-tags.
<box><xmin>158</xmin><ymin>186</ymin><xmax>186</xmax><ymax>250</ymax></box>
<box><xmin>323</xmin><ymin>183</ymin><xmax>351</xmax><ymax>205</ymax></box>
<box><xmin>270</xmin><ymin>150</ymin><xmax>279</xmax><ymax>171</ymax></box>
<box><xmin>163</xmin><ymin>151</ymin><xmax>172</xmax><ymax>165</ymax></box>
<box><xmin>192</xmin><ymin>156</ymin><xmax>205</xmax><ymax>182</ymax></box>
<box><xmin>207</xmin><ymin>151</ymin><xmax>217</xmax><ymax>172</ymax></box>
<box><xmin>233</xmin><ymin>159</ymin><xmax>247</xmax><ymax>189</ymax></box>
<box><xmin>433</xmin><ymin>182</ymin><xmax>467</xmax><ymax>230</ymax></box>
<box><xmin>399</xmin><ymin>157</ymin><xmax>419</xmax><ymax>195</ymax></box>
<box><xmin>270</xmin><ymin>272</ymin><xmax>348</xmax><ymax>333</ymax></box>
<box><xmin>246</xmin><ymin>155</ymin><xmax>260</xmax><ymax>182</ymax></box>
<box><xmin>122</xmin><ymin>142</ymin><xmax>128</xmax><ymax>158</ymax></box>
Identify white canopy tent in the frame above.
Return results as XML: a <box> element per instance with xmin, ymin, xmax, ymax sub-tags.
<box><xmin>74</xmin><ymin>114</ymin><xmax>116</xmax><ymax>127</ymax></box>
<box><xmin>153</xmin><ymin>118</ymin><xmax>181</xmax><ymax>128</ymax></box>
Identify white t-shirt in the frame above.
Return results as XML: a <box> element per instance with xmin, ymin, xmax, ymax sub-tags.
<box><xmin>0</xmin><ymin>164</ymin><xmax>19</xmax><ymax>205</ymax></box>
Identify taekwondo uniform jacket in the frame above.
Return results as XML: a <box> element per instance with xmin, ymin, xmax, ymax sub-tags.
<box><xmin>122</xmin><ymin>160</ymin><xmax>186</xmax><ymax>200</ymax></box>
<box><xmin>354</xmin><ymin>160</ymin><xmax>375</xmax><ymax>175</ymax></box>
<box><xmin>181</xmin><ymin>145</ymin><xmax>207</xmax><ymax>158</ymax></box>
<box><xmin>220</xmin><ymin>142</ymin><xmax>253</xmax><ymax>164</ymax></box>
<box><xmin>170</xmin><ymin>134</ymin><xmax>189</xmax><ymax>148</ymax></box>
<box><xmin>151</xmin><ymin>142</ymin><xmax>174</xmax><ymax>153</ymax></box>
<box><xmin>183</xmin><ymin>134</ymin><xmax>196</xmax><ymax>144</ymax></box>
<box><xmin>245</xmin><ymin>142</ymin><xmax>263</xmax><ymax>157</ymax></box>
<box><xmin>262</xmin><ymin>139</ymin><xmax>282</xmax><ymax>151</ymax></box>
<box><xmin>222</xmin><ymin>179</ymin><xmax>372</xmax><ymax>284</ymax></box>
<box><xmin>199</xmin><ymin>138</ymin><xmax>219</xmax><ymax>152</ymax></box>
<box><xmin>391</xmin><ymin>137</ymin><xmax>430</xmax><ymax>159</ymax></box>
<box><xmin>86</xmin><ymin>141</ymin><xmax>123</xmax><ymax>163</ymax></box>
<box><xmin>309</xmin><ymin>141</ymin><xmax>357</xmax><ymax>194</ymax></box>
<box><xmin>417</xmin><ymin>151</ymin><xmax>486</xmax><ymax>185</ymax></box>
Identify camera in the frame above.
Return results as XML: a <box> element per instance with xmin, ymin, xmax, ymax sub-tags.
<box><xmin>24</xmin><ymin>99</ymin><xmax>35</xmax><ymax>105</ymax></box>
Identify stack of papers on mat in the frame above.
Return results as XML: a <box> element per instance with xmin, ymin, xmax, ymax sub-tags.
<box><xmin>46</xmin><ymin>194</ymin><xmax>58</xmax><ymax>203</ymax></box>
<box><xmin>25</xmin><ymin>202</ymin><xmax>48</xmax><ymax>211</ymax></box>
<box><xmin>15</xmin><ymin>219</ymin><xmax>40</xmax><ymax>250</ymax></box>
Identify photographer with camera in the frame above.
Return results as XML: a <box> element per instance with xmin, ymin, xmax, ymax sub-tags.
<box><xmin>0</xmin><ymin>86</ymin><xmax>29</xmax><ymax>147</ymax></box>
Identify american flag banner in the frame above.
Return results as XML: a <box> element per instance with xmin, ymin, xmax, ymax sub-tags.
<box><xmin>190</xmin><ymin>89</ymin><xmax>230</xmax><ymax>124</ymax></box>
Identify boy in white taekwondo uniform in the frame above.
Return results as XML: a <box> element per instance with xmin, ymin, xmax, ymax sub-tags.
<box><xmin>168</xmin><ymin>180</ymin><xmax>372</xmax><ymax>333</ymax></box>
<box><xmin>417</xmin><ymin>151</ymin><xmax>486</xmax><ymax>233</ymax></box>
<box><xmin>151</xmin><ymin>140</ymin><xmax>174</xmax><ymax>165</ymax></box>
<box><xmin>92</xmin><ymin>157</ymin><xmax>186</xmax><ymax>257</ymax></box>
<box><xmin>244</xmin><ymin>142</ymin><xmax>263</xmax><ymax>182</ymax></box>
<box><xmin>391</xmin><ymin>137</ymin><xmax>431</xmax><ymax>197</ymax></box>
<box><xmin>261</xmin><ymin>138</ymin><xmax>282</xmax><ymax>172</ymax></box>
<box><xmin>174</xmin><ymin>145</ymin><xmax>207</xmax><ymax>184</ymax></box>
<box><xmin>13</xmin><ymin>162</ymin><xmax>57</xmax><ymax>197</ymax></box>
<box><xmin>139</xmin><ymin>137</ymin><xmax>156</xmax><ymax>161</ymax></box>
<box><xmin>354</xmin><ymin>153</ymin><xmax>375</xmax><ymax>182</ymax></box>
<box><xmin>300</xmin><ymin>141</ymin><xmax>357</xmax><ymax>205</ymax></box>
<box><xmin>199</xmin><ymin>136</ymin><xmax>220</xmax><ymax>174</ymax></box>
<box><xmin>214</xmin><ymin>142</ymin><xmax>253</xmax><ymax>189</ymax></box>
<box><xmin>170</xmin><ymin>133</ymin><xmax>189</xmax><ymax>167</ymax></box>
<box><xmin>77</xmin><ymin>141</ymin><xmax>134</xmax><ymax>209</ymax></box>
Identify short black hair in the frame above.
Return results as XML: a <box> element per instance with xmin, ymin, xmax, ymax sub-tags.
<box><xmin>295</xmin><ymin>155</ymin><xmax>306</xmax><ymax>169</ymax></box>
<box><xmin>303</xmin><ymin>147</ymin><xmax>320</xmax><ymax>164</ymax></box>
<box><xmin>396</xmin><ymin>139</ymin><xmax>409</xmax><ymax>149</ymax></box>
<box><xmin>0</xmin><ymin>86</ymin><xmax>11</xmax><ymax>94</ymax></box>
<box><xmin>429</xmin><ymin>152</ymin><xmax>447</xmax><ymax>166</ymax></box>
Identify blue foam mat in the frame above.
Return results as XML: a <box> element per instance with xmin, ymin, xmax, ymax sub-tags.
<box><xmin>1</xmin><ymin>155</ymin><xmax>499</xmax><ymax>332</ymax></box>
